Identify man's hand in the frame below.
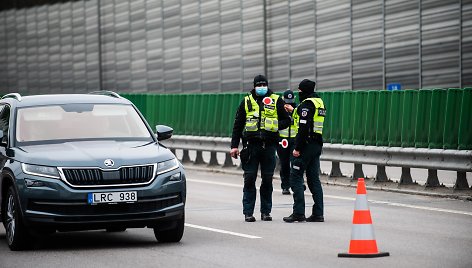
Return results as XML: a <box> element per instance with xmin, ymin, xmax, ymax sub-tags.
<box><xmin>292</xmin><ymin>149</ymin><xmax>300</xmax><ymax>158</ymax></box>
<box><xmin>284</xmin><ymin>104</ymin><xmax>294</xmax><ymax>113</ymax></box>
<box><xmin>230</xmin><ymin>148</ymin><xmax>240</xmax><ymax>159</ymax></box>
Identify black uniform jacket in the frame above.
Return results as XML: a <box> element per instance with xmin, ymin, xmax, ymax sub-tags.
<box><xmin>294</xmin><ymin>92</ymin><xmax>323</xmax><ymax>152</ymax></box>
<box><xmin>231</xmin><ymin>89</ymin><xmax>291</xmax><ymax>148</ymax></box>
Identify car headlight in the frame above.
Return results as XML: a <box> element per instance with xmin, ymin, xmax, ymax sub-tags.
<box><xmin>22</xmin><ymin>163</ymin><xmax>60</xmax><ymax>179</ymax></box>
<box><xmin>156</xmin><ymin>158</ymin><xmax>179</xmax><ymax>175</ymax></box>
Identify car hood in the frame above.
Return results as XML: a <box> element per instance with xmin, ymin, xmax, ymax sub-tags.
<box><xmin>16</xmin><ymin>140</ymin><xmax>175</xmax><ymax>168</ymax></box>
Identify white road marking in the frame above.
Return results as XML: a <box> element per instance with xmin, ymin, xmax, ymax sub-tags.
<box><xmin>185</xmin><ymin>223</ymin><xmax>261</xmax><ymax>239</ymax></box>
<box><xmin>187</xmin><ymin>178</ymin><xmax>472</xmax><ymax>217</ymax></box>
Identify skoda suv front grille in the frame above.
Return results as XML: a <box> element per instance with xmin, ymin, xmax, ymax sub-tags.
<box><xmin>60</xmin><ymin>164</ymin><xmax>155</xmax><ymax>187</ymax></box>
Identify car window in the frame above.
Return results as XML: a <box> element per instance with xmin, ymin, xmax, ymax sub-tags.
<box><xmin>16</xmin><ymin>104</ymin><xmax>153</xmax><ymax>143</ymax></box>
<box><xmin>0</xmin><ymin>104</ymin><xmax>10</xmax><ymax>144</ymax></box>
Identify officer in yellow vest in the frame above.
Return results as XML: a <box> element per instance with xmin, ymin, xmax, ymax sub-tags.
<box><xmin>277</xmin><ymin>89</ymin><xmax>298</xmax><ymax>195</ymax></box>
<box><xmin>230</xmin><ymin>75</ymin><xmax>291</xmax><ymax>222</ymax></box>
<box><xmin>283</xmin><ymin>79</ymin><xmax>326</xmax><ymax>223</ymax></box>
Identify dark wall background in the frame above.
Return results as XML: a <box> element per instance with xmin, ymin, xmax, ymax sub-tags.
<box><xmin>0</xmin><ymin>0</ymin><xmax>471</xmax><ymax>94</ymax></box>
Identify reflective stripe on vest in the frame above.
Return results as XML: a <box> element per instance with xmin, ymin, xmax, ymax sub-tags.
<box><xmin>279</xmin><ymin>107</ymin><xmax>298</xmax><ymax>138</ymax></box>
<box><xmin>244</xmin><ymin>94</ymin><xmax>280</xmax><ymax>133</ymax></box>
<box><xmin>303</xmin><ymin>97</ymin><xmax>325</xmax><ymax>135</ymax></box>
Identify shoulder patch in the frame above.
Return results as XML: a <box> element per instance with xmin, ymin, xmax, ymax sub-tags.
<box><xmin>301</xmin><ymin>110</ymin><xmax>308</xmax><ymax>117</ymax></box>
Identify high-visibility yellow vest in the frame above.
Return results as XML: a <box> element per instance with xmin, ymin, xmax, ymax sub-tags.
<box><xmin>303</xmin><ymin>97</ymin><xmax>325</xmax><ymax>135</ymax></box>
<box><xmin>279</xmin><ymin>107</ymin><xmax>298</xmax><ymax>138</ymax></box>
<box><xmin>244</xmin><ymin>94</ymin><xmax>279</xmax><ymax>133</ymax></box>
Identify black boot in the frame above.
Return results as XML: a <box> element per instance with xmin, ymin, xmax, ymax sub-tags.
<box><xmin>306</xmin><ymin>206</ymin><xmax>324</xmax><ymax>222</ymax></box>
<box><xmin>245</xmin><ymin>214</ymin><xmax>256</xmax><ymax>222</ymax></box>
<box><xmin>283</xmin><ymin>213</ymin><xmax>306</xmax><ymax>223</ymax></box>
<box><xmin>261</xmin><ymin>213</ymin><xmax>272</xmax><ymax>221</ymax></box>
<box><xmin>306</xmin><ymin>215</ymin><xmax>324</xmax><ymax>222</ymax></box>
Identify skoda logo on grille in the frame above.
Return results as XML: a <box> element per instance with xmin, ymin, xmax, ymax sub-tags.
<box><xmin>104</xmin><ymin>159</ymin><xmax>115</xmax><ymax>168</ymax></box>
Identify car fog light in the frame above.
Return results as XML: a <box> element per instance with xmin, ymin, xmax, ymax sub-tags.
<box><xmin>25</xmin><ymin>179</ymin><xmax>45</xmax><ymax>187</ymax></box>
<box><xmin>169</xmin><ymin>172</ymin><xmax>181</xmax><ymax>181</ymax></box>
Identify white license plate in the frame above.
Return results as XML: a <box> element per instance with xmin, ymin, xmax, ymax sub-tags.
<box><xmin>87</xmin><ymin>191</ymin><xmax>137</xmax><ymax>204</ymax></box>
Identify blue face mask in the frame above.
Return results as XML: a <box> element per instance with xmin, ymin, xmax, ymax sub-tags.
<box><xmin>255</xmin><ymin>86</ymin><xmax>268</xmax><ymax>96</ymax></box>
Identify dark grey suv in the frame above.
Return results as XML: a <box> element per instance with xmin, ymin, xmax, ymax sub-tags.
<box><xmin>0</xmin><ymin>91</ymin><xmax>186</xmax><ymax>250</ymax></box>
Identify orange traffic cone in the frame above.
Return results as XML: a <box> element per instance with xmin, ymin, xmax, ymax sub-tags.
<box><xmin>338</xmin><ymin>178</ymin><xmax>389</xmax><ymax>258</ymax></box>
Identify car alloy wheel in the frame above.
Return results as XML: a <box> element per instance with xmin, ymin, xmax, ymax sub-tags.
<box><xmin>6</xmin><ymin>193</ymin><xmax>16</xmax><ymax>246</ymax></box>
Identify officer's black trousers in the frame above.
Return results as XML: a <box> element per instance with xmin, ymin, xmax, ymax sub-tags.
<box><xmin>289</xmin><ymin>142</ymin><xmax>324</xmax><ymax>216</ymax></box>
<box><xmin>241</xmin><ymin>143</ymin><xmax>276</xmax><ymax>216</ymax></box>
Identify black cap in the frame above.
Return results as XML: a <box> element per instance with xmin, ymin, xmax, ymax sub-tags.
<box><xmin>299</xmin><ymin>79</ymin><xmax>316</xmax><ymax>93</ymax></box>
<box><xmin>253</xmin><ymin>74</ymin><xmax>268</xmax><ymax>87</ymax></box>
<box><xmin>283</xmin><ymin>89</ymin><xmax>295</xmax><ymax>103</ymax></box>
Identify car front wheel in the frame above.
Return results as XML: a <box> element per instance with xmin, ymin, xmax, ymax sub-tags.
<box><xmin>153</xmin><ymin>214</ymin><xmax>185</xmax><ymax>243</ymax></box>
<box><xmin>5</xmin><ymin>186</ymin><xmax>33</xmax><ymax>251</ymax></box>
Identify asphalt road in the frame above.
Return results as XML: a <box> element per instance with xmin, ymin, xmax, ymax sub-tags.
<box><xmin>1</xmin><ymin>169</ymin><xmax>472</xmax><ymax>268</ymax></box>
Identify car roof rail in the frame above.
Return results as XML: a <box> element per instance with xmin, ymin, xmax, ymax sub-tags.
<box><xmin>1</xmin><ymin>93</ymin><xmax>22</xmax><ymax>101</ymax></box>
<box><xmin>88</xmin><ymin>90</ymin><xmax>122</xmax><ymax>99</ymax></box>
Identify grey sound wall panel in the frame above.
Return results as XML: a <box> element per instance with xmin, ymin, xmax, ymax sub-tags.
<box><xmin>242</xmin><ymin>1</ymin><xmax>264</xmax><ymax>89</ymax></box>
<box><xmin>163</xmin><ymin>0</ymin><xmax>181</xmax><ymax>92</ymax></box>
<box><xmin>220</xmin><ymin>0</ymin><xmax>242</xmax><ymax>92</ymax></box>
<box><xmin>290</xmin><ymin>0</ymin><xmax>315</xmax><ymax>90</ymax></box>
<box><xmin>0</xmin><ymin>0</ymin><xmax>471</xmax><ymax>95</ymax></box>
<box><xmin>316</xmin><ymin>0</ymin><xmax>351</xmax><ymax>91</ymax></box>
<box><xmin>421</xmin><ymin>0</ymin><xmax>460</xmax><ymax>89</ymax></box>
<box><xmin>200</xmin><ymin>0</ymin><xmax>220</xmax><ymax>92</ymax></box>
<box><xmin>267</xmin><ymin>0</ymin><xmax>289</xmax><ymax>92</ymax></box>
<box><xmin>385</xmin><ymin>0</ymin><xmax>420</xmax><ymax>89</ymax></box>
<box><xmin>181</xmin><ymin>0</ymin><xmax>201</xmax><ymax>92</ymax></box>
<box><xmin>352</xmin><ymin>0</ymin><xmax>383</xmax><ymax>90</ymax></box>
<box><xmin>145</xmin><ymin>0</ymin><xmax>163</xmax><ymax>92</ymax></box>
<box><xmin>462</xmin><ymin>0</ymin><xmax>472</xmax><ymax>86</ymax></box>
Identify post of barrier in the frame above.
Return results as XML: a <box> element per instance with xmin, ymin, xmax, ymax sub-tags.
<box><xmin>458</xmin><ymin>88</ymin><xmax>472</xmax><ymax>150</ymax></box>
<box><xmin>208</xmin><ymin>152</ymin><xmax>219</xmax><ymax>166</ymax></box>
<box><xmin>443</xmin><ymin>88</ymin><xmax>462</xmax><ymax>149</ymax></box>
<box><xmin>352</xmin><ymin>163</ymin><xmax>364</xmax><ymax>180</ymax></box>
<box><xmin>341</xmin><ymin>91</ymin><xmax>354</xmax><ymax>144</ymax></box>
<box><xmin>364</xmin><ymin>90</ymin><xmax>379</xmax><ymax>146</ymax></box>
<box><xmin>181</xmin><ymin>149</ymin><xmax>191</xmax><ymax>163</ymax></box>
<box><xmin>330</xmin><ymin>162</ymin><xmax>343</xmax><ymax>177</ymax></box>
<box><xmin>353</xmin><ymin>91</ymin><xmax>367</xmax><ymax>145</ymax></box>
<box><xmin>399</xmin><ymin>167</ymin><xmax>414</xmax><ymax>185</ymax></box>
<box><xmin>454</xmin><ymin>172</ymin><xmax>469</xmax><ymax>190</ymax></box>
<box><xmin>375</xmin><ymin>166</ymin><xmax>388</xmax><ymax>182</ymax></box>
<box><xmin>414</xmin><ymin>89</ymin><xmax>433</xmax><ymax>148</ymax></box>
<box><xmin>401</xmin><ymin>90</ymin><xmax>418</xmax><ymax>147</ymax></box>
<box><xmin>388</xmin><ymin>90</ymin><xmax>403</xmax><ymax>147</ymax></box>
<box><xmin>425</xmin><ymin>169</ymin><xmax>441</xmax><ymax>187</ymax></box>
<box><xmin>223</xmin><ymin>153</ymin><xmax>235</xmax><ymax>167</ymax></box>
<box><xmin>428</xmin><ymin>89</ymin><xmax>447</xmax><ymax>149</ymax></box>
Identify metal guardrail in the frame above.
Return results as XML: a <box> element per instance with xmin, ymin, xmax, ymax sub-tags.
<box><xmin>162</xmin><ymin>135</ymin><xmax>472</xmax><ymax>189</ymax></box>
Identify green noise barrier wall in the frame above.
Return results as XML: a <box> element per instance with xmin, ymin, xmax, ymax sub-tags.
<box><xmin>121</xmin><ymin>88</ymin><xmax>472</xmax><ymax>150</ymax></box>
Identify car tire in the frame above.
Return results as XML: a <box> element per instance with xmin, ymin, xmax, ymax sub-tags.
<box><xmin>153</xmin><ymin>214</ymin><xmax>185</xmax><ymax>243</ymax></box>
<box><xmin>5</xmin><ymin>186</ymin><xmax>34</xmax><ymax>251</ymax></box>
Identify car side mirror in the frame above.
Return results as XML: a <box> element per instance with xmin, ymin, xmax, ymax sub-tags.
<box><xmin>156</xmin><ymin>125</ymin><xmax>173</xmax><ymax>141</ymax></box>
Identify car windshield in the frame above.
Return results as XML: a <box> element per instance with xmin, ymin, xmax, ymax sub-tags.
<box><xmin>16</xmin><ymin>103</ymin><xmax>153</xmax><ymax>143</ymax></box>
